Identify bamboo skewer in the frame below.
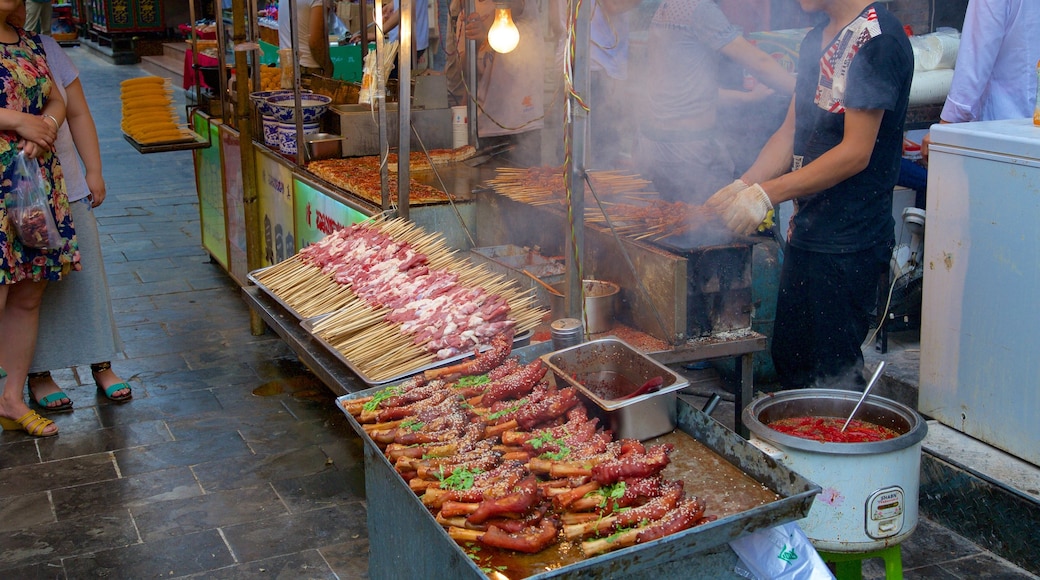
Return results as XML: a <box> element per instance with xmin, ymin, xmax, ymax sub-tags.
<box><xmin>252</xmin><ymin>216</ymin><xmax>547</xmax><ymax>382</ymax></box>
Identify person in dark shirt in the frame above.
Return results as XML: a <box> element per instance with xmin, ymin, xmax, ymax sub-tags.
<box><xmin>707</xmin><ymin>0</ymin><xmax>913</xmax><ymax>389</ymax></box>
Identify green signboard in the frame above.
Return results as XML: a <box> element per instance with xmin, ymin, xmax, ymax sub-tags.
<box><xmin>192</xmin><ymin>112</ymin><xmax>227</xmax><ymax>269</ymax></box>
<box><xmin>293</xmin><ymin>179</ymin><xmax>368</xmax><ymax>248</ymax></box>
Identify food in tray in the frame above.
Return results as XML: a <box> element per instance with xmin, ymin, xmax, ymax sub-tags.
<box><xmin>308</xmin><ymin>157</ymin><xmax>451</xmax><ymax>205</ymax></box>
<box><xmin>251</xmin><ymin>218</ymin><xmax>545</xmax><ymax>382</ymax></box>
<box><xmin>386</xmin><ymin>145</ymin><xmax>477</xmax><ymax>172</ymax></box>
<box><xmin>119</xmin><ymin>77</ymin><xmax>194</xmax><ymax>145</ymax></box>
<box><xmin>341</xmin><ymin>335</ymin><xmax>718</xmax><ymax>570</ymax></box>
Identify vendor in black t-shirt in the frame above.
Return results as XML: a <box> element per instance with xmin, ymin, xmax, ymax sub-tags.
<box><xmin>707</xmin><ymin>0</ymin><xmax>913</xmax><ymax>389</ymax></box>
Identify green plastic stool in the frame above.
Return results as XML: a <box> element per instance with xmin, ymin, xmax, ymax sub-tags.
<box><xmin>818</xmin><ymin>545</ymin><xmax>903</xmax><ymax>580</ymax></box>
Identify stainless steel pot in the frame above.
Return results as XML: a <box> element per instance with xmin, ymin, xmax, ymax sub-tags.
<box><xmin>742</xmin><ymin>388</ymin><xmax>928</xmax><ymax>553</ymax></box>
<box><xmin>550</xmin><ymin>280</ymin><xmax>618</xmax><ymax>334</ymax></box>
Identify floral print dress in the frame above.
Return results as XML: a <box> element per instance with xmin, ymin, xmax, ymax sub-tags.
<box><xmin>0</xmin><ymin>27</ymin><xmax>77</xmax><ymax>284</ymax></box>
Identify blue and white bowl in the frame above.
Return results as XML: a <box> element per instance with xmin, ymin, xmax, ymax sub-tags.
<box><xmin>250</xmin><ymin>90</ymin><xmax>312</xmax><ymax>117</ymax></box>
<box><xmin>262</xmin><ymin>116</ymin><xmax>282</xmax><ymax>147</ymax></box>
<box><xmin>277</xmin><ymin>121</ymin><xmax>320</xmax><ymax>155</ymax></box>
<box><xmin>265</xmin><ymin>93</ymin><xmax>332</xmax><ymax>123</ymax></box>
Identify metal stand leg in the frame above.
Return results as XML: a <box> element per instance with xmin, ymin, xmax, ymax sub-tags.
<box><xmin>736</xmin><ymin>352</ymin><xmax>753</xmax><ymax>439</ymax></box>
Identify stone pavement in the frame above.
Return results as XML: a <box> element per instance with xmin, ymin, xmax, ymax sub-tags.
<box><xmin>0</xmin><ymin>45</ymin><xmax>1036</xmax><ymax>579</ymax></box>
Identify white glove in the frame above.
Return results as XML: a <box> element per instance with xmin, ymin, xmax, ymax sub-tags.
<box><xmin>721</xmin><ymin>183</ymin><xmax>773</xmax><ymax>235</ymax></box>
<box><xmin>705</xmin><ymin>179</ymin><xmax>749</xmax><ymax>213</ymax></box>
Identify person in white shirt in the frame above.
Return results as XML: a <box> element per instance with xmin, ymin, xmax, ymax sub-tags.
<box><xmin>278</xmin><ymin>0</ymin><xmax>333</xmax><ymax>78</ymax></box>
<box><xmin>921</xmin><ymin>0</ymin><xmax>1040</xmax><ymax>158</ymax></box>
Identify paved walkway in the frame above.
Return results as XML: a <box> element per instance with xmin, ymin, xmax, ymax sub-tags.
<box><xmin>0</xmin><ymin>45</ymin><xmax>1036</xmax><ymax>579</ymax></box>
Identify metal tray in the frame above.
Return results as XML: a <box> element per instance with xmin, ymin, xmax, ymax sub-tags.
<box><xmin>335</xmin><ymin>346</ymin><xmax>821</xmax><ymax>579</ymax></box>
<box><xmin>247</xmin><ymin>265</ymin><xmax>326</xmax><ymax>320</ymax></box>
<box><xmin>302</xmin><ymin>310</ymin><xmax>532</xmax><ymax>386</ymax></box>
<box><xmin>541</xmin><ymin>337</ymin><xmax>690</xmax><ymax>440</ymax></box>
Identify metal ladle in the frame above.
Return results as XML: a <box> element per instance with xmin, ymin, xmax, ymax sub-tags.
<box><xmin>841</xmin><ymin>361</ymin><xmax>886</xmax><ymax>432</ymax></box>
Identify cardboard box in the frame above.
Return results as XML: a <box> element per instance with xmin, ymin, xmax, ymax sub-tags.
<box><xmin>338</xmin><ymin>1</ymin><xmax>376</xmax><ymax>35</ymax></box>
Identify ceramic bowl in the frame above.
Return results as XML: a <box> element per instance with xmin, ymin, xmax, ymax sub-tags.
<box><xmin>265</xmin><ymin>93</ymin><xmax>332</xmax><ymax>123</ymax></box>
<box><xmin>276</xmin><ymin>121</ymin><xmax>320</xmax><ymax>155</ymax></box>
<box><xmin>262</xmin><ymin>116</ymin><xmax>282</xmax><ymax>147</ymax></box>
<box><xmin>250</xmin><ymin>90</ymin><xmax>311</xmax><ymax>117</ymax></box>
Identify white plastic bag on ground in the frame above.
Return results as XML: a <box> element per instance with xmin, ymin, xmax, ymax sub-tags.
<box><xmin>730</xmin><ymin>522</ymin><xmax>834</xmax><ymax>580</ymax></box>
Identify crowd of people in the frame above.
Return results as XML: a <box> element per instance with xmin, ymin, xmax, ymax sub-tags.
<box><xmin>0</xmin><ymin>0</ymin><xmax>129</xmax><ymax>438</ymax></box>
<box><xmin>5</xmin><ymin>0</ymin><xmax>1039</xmax><ymax>438</ymax></box>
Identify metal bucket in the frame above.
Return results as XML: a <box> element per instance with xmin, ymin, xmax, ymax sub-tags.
<box><xmin>742</xmin><ymin>389</ymin><xmax>928</xmax><ymax>553</ymax></box>
<box><xmin>549</xmin><ymin>279</ymin><xmax>618</xmax><ymax>334</ymax></box>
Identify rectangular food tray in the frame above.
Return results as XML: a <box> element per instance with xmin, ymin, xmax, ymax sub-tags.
<box><xmin>301</xmin><ymin>311</ymin><xmax>532</xmax><ymax>387</ymax></box>
<box><xmin>335</xmin><ymin>345</ymin><xmax>821</xmax><ymax>579</ymax></box>
<box><xmin>247</xmin><ymin>265</ymin><xmax>322</xmax><ymax>320</ymax></box>
<box><xmin>541</xmin><ymin>337</ymin><xmax>690</xmax><ymax>440</ymax></box>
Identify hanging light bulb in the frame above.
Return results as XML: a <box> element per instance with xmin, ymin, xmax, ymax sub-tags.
<box><xmin>487</xmin><ymin>2</ymin><xmax>520</xmax><ymax>54</ymax></box>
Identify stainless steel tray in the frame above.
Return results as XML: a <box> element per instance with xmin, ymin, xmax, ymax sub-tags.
<box><xmin>302</xmin><ymin>310</ymin><xmax>532</xmax><ymax>386</ymax></box>
<box><xmin>247</xmin><ymin>265</ymin><xmax>330</xmax><ymax>320</ymax></box>
<box><xmin>335</xmin><ymin>352</ymin><xmax>821</xmax><ymax>579</ymax></box>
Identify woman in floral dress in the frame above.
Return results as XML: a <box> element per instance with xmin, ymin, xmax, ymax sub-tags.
<box><xmin>0</xmin><ymin>0</ymin><xmax>78</xmax><ymax>437</ymax></box>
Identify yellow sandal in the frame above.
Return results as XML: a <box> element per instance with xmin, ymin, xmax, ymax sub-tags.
<box><xmin>0</xmin><ymin>410</ymin><xmax>58</xmax><ymax>437</ymax></box>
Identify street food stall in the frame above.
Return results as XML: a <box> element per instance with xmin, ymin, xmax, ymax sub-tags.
<box><xmin>156</xmin><ymin>0</ymin><xmax>847</xmax><ymax>576</ymax></box>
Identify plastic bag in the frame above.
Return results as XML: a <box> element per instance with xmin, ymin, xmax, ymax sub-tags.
<box><xmin>7</xmin><ymin>151</ymin><xmax>63</xmax><ymax>250</ymax></box>
<box><xmin>730</xmin><ymin>522</ymin><xmax>834</xmax><ymax>580</ymax></box>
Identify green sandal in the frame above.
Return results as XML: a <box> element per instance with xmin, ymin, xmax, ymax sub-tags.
<box><xmin>28</xmin><ymin>371</ymin><xmax>74</xmax><ymax>412</ymax></box>
<box><xmin>91</xmin><ymin>362</ymin><xmax>133</xmax><ymax>402</ymax></box>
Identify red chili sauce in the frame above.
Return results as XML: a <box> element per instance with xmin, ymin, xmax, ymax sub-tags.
<box><xmin>767</xmin><ymin>416</ymin><xmax>900</xmax><ymax>443</ymax></box>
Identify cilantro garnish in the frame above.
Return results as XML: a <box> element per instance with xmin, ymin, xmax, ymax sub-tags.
<box><xmin>400</xmin><ymin>418</ymin><xmax>424</xmax><ymax>432</ymax></box>
<box><xmin>487</xmin><ymin>398</ymin><xmax>527</xmax><ymax>420</ymax></box>
<box><xmin>456</xmin><ymin>374</ymin><xmax>490</xmax><ymax>387</ymax></box>
<box><xmin>362</xmin><ymin>386</ymin><xmax>400</xmax><ymax>412</ymax></box>
<box><xmin>437</xmin><ymin>466</ymin><xmax>484</xmax><ymax>491</ymax></box>
<box><xmin>586</xmin><ymin>481</ymin><xmax>627</xmax><ymax>508</ymax></box>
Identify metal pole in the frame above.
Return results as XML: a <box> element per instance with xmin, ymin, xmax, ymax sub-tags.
<box><xmin>465</xmin><ymin>0</ymin><xmax>477</xmax><ymax>147</ymax></box>
<box><xmin>375</xmin><ymin>0</ymin><xmax>390</xmax><ymax>210</ymax></box>
<box><xmin>565</xmin><ymin>0</ymin><xmax>591</xmax><ymax>323</ymax></box>
<box><xmin>398</xmin><ymin>0</ymin><xmax>412</xmax><ymax>220</ymax></box>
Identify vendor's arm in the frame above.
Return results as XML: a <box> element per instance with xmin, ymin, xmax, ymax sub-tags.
<box><xmin>720</xmin><ymin>36</ymin><xmax>795</xmax><ymax>96</ymax></box>
<box><xmin>65</xmin><ymin>78</ymin><xmax>106</xmax><ymax>206</ymax></box>
<box><xmin>940</xmin><ymin>1</ymin><xmax>1005</xmax><ymax>123</ymax></box>
<box><xmin>754</xmin><ymin>107</ymin><xmax>884</xmax><ymax>206</ymax></box>
<box><xmin>308</xmin><ymin>2</ymin><xmax>332</xmax><ymax>75</ymax></box>
<box><xmin>720</xmin><ymin>84</ymin><xmax>777</xmax><ymax>105</ymax></box>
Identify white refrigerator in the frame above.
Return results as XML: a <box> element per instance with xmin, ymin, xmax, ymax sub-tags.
<box><xmin>921</xmin><ymin>118</ymin><xmax>1040</xmax><ymax>467</ymax></box>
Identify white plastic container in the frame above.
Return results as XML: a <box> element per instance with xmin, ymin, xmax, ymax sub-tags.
<box><xmin>743</xmin><ymin>389</ymin><xmax>928</xmax><ymax>553</ymax></box>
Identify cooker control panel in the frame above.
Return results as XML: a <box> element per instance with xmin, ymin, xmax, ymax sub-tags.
<box><xmin>865</xmin><ymin>486</ymin><xmax>905</xmax><ymax>539</ymax></box>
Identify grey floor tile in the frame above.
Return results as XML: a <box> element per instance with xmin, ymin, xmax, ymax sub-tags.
<box><xmin>272</xmin><ymin>468</ymin><xmax>366</xmax><ymax>514</ymax></box>
<box><xmin>51</xmin><ymin>466</ymin><xmax>203</xmax><ymax>521</ymax></box>
<box><xmin>0</xmin><ymin>560</ymin><xmax>67</xmax><ymax>579</ymax></box>
<box><xmin>192</xmin><ymin>446</ymin><xmax>335</xmax><ymax>492</ymax></box>
<box><xmin>0</xmin><ymin>491</ymin><xmax>55</xmax><ymax>533</ymax></box>
<box><xmin>940</xmin><ymin>553</ymin><xmax>1040</xmax><ymax>579</ymax></box>
<box><xmin>0</xmin><ymin>510</ymin><xmax>139</xmax><ymax>569</ymax></box>
<box><xmin>175</xmin><ymin>549</ymin><xmax>339</xmax><ymax>579</ymax></box>
<box><xmin>221</xmin><ymin>504</ymin><xmax>368</xmax><ymax>563</ymax></box>
<box><xmin>113</xmin><ymin>432</ymin><xmax>252</xmax><ymax>476</ymax></box>
<box><xmin>36</xmin><ymin>419</ymin><xmax>173</xmax><ymax>461</ymax></box>
<box><xmin>319</xmin><ymin>538</ymin><xmax>371</xmax><ymax>579</ymax></box>
<box><xmin>61</xmin><ymin>529</ymin><xmax>234</xmax><ymax>579</ymax></box>
<box><xmin>131</xmin><ymin>484</ymin><xmax>288</xmax><ymax>542</ymax></box>
<box><xmin>0</xmin><ymin>453</ymin><xmax>118</xmax><ymax>499</ymax></box>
